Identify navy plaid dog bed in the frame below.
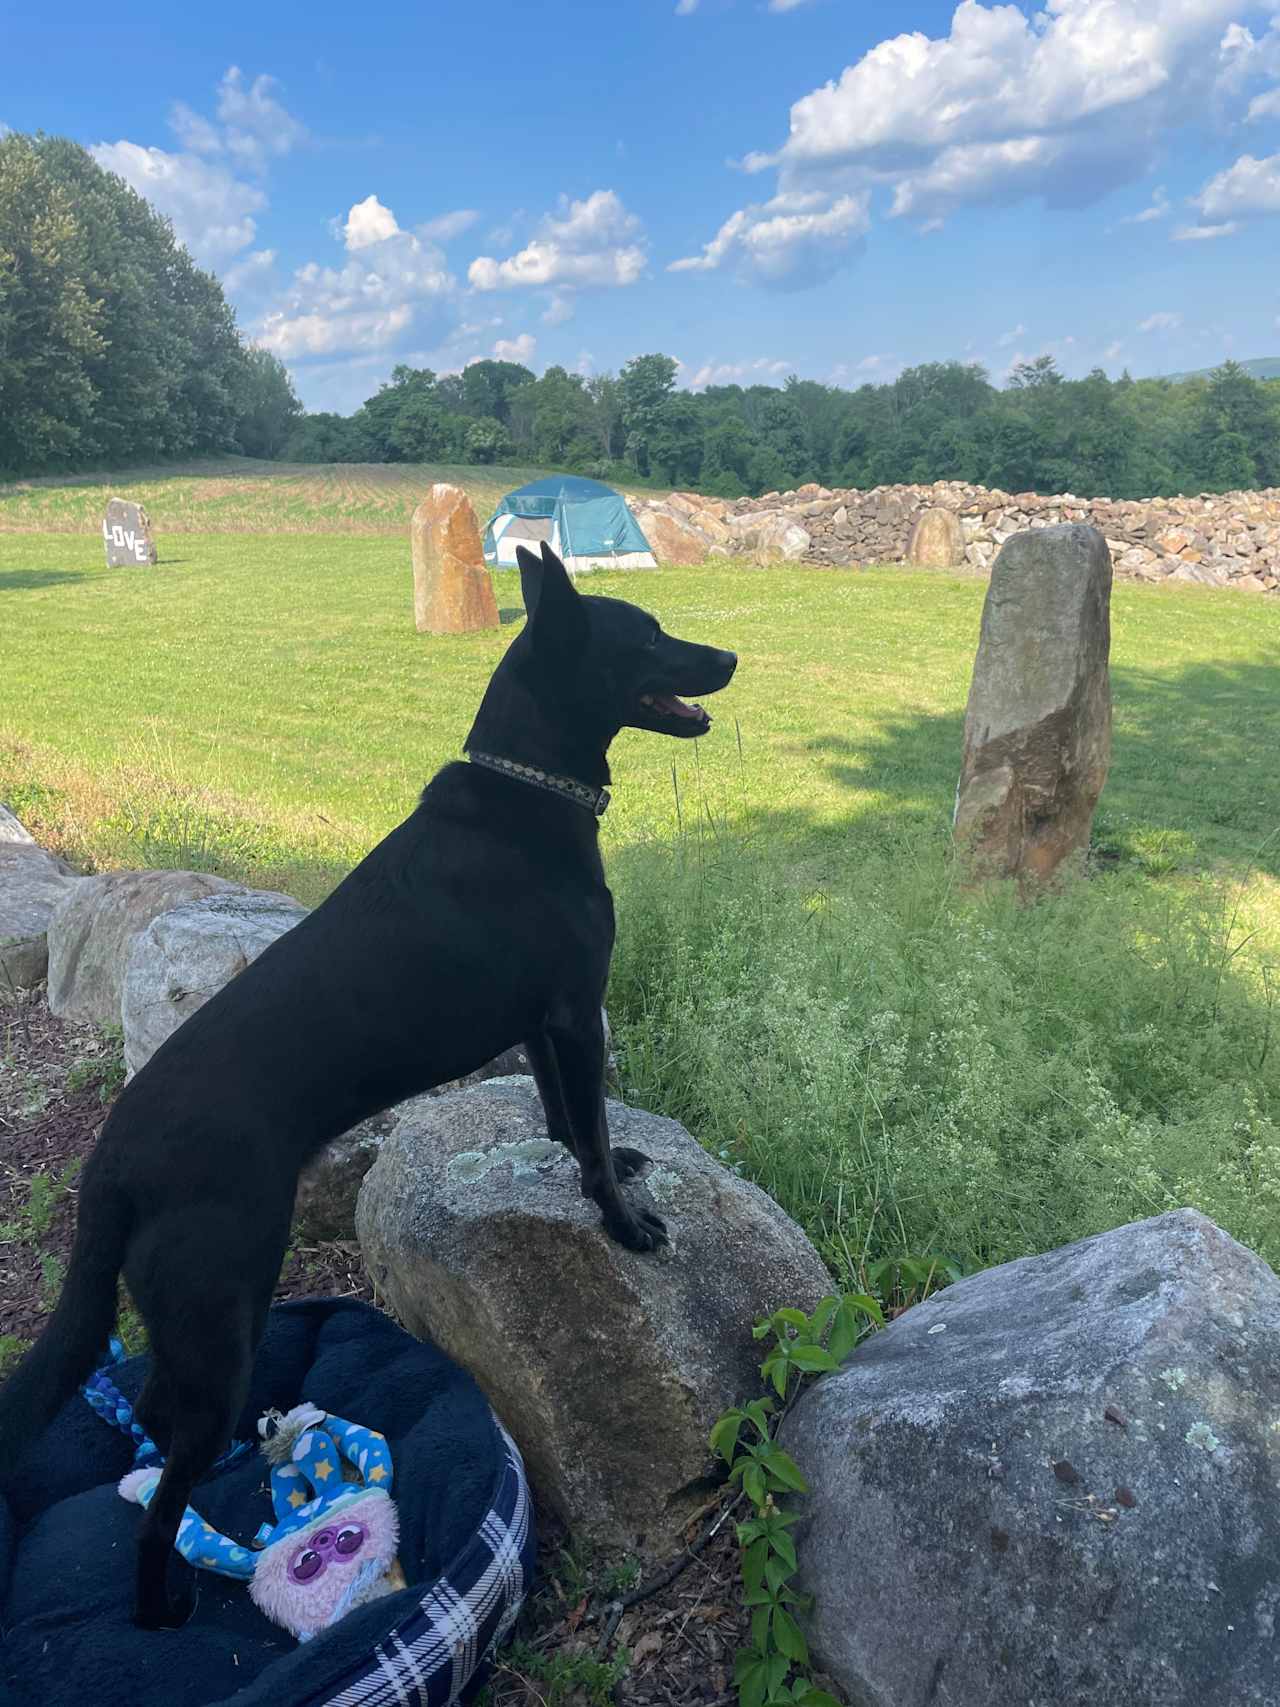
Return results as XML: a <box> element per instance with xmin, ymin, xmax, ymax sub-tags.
<box><xmin>0</xmin><ymin>1299</ymin><xmax>536</xmax><ymax>1707</ymax></box>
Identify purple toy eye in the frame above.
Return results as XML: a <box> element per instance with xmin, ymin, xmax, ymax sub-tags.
<box><xmin>290</xmin><ymin>1546</ymin><xmax>325</xmax><ymax>1583</ymax></box>
<box><xmin>312</xmin><ymin>1528</ymin><xmax>337</xmax><ymax>1552</ymax></box>
<box><xmin>334</xmin><ymin>1523</ymin><xmax>365</xmax><ymax>1557</ymax></box>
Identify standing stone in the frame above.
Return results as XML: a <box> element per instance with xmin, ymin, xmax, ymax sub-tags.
<box><xmin>102</xmin><ymin>498</ymin><xmax>158</xmax><ymax>567</ymax></box>
<box><xmin>954</xmin><ymin>524</ymin><xmax>1112</xmax><ymax>882</ymax></box>
<box><xmin>905</xmin><ymin>507</ymin><xmax>963</xmax><ymax>568</ymax></box>
<box><xmin>411</xmin><ymin>484</ymin><xmax>498</xmax><ymax>635</ymax></box>
<box><xmin>781</xmin><ymin>1210</ymin><xmax>1280</xmax><ymax>1707</ymax></box>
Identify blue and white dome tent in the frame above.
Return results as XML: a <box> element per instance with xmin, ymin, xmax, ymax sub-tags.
<box><xmin>483</xmin><ymin>475</ymin><xmax>656</xmax><ymax>573</ymax></box>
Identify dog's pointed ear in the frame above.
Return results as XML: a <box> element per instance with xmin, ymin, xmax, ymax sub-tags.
<box><xmin>517</xmin><ymin>541</ymin><xmax>586</xmax><ymax>657</ymax></box>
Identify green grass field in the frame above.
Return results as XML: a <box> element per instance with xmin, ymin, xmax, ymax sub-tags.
<box><xmin>4</xmin><ymin>473</ymin><xmax>1280</xmax><ymax>1281</ymax></box>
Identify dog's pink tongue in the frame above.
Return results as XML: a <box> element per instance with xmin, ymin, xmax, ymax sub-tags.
<box><xmin>653</xmin><ymin>694</ymin><xmax>703</xmax><ymax>719</ymax></box>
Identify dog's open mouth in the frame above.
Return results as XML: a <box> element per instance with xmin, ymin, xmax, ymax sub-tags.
<box><xmin>637</xmin><ymin>692</ymin><xmax>712</xmax><ymax>735</ymax></box>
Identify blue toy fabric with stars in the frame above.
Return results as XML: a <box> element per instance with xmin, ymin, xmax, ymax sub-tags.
<box><xmin>118</xmin><ymin>1404</ymin><xmax>395</xmax><ymax>1585</ymax></box>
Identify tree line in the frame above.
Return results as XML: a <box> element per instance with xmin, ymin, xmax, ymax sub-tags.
<box><xmin>286</xmin><ymin>351</ymin><xmax>1280</xmax><ymax>500</ymax></box>
<box><xmin>3</xmin><ymin>133</ymin><xmax>1278</xmax><ymax>499</ymax></box>
<box><xmin>0</xmin><ymin>133</ymin><xmax>300</xmax><ymax>475</ymax></box>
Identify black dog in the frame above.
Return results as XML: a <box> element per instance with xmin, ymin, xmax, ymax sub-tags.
<box><xmin>0</xmin><ymin>541</ymin><xmax>736</xmax><ymax>1629</ymax></box>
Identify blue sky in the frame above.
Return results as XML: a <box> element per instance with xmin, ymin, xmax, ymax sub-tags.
<box><xmin>6</xmin><ymin>0</ymin><xmax>1279</xmax><ymax>411</ymax></box>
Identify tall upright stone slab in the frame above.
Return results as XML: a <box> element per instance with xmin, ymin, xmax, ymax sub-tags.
<box><xmin>411</xmin><ymin>484</ymin><xmax>498</xmax><ymax>635</ymax></box>
<box><xmin>102</xmin><ymin>498</ymin><xmax>158</xmax><ymax>567</ymax></box>
<box><xmin>955</xmin><ymin>523</ymin><xmax>1111</xmax><ymax>882</ymax></box>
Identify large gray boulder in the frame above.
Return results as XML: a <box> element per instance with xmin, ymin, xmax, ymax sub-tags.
<box><xmin>782</xmin><ymin>1210</ymin><xmax>1280</xmax><ymax>1707</ymax></box>
<box><xmin>954</xmin><ymin>523</ymin><xmax>1112</xmax><ymax>882</ymax></box>
<box><xmin>293</xmin><ymin>1016</ymin><xmax>615</xmax><ymax>1244</ymax></box>
<box><xmin>47</xmin><ymin>869</ymin><xmax>241</xmax><ymax>1028</ymax></box>
<box><xmin>356</xmin><ymin>1077</ymin><xmax>832</xmax><ymax>1550</ymax></box>
<box><xmin>0</xmin><ymin>838</ymin><xmax>81</xmax><ymax>993</ymax></box>
<box><xmin>121</xmin><ymin>888</ymin><xmax>309</xmax><ymax>1075</ymax></box>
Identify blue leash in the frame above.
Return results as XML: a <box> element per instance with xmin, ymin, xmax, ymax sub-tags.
<box><xmin>82</xmin><ymin>1338</ymin><xmax>253</xmax><ymax>1473</ymax></box>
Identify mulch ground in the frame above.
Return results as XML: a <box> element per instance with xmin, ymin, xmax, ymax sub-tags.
<box><xmin>0</xmin><ymin>988</ymin><xmax>798</xmax><ymax>1707</ymax></box>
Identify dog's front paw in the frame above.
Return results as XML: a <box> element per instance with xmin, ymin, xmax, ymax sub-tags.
<box><xmin>610</xmin><ymin>1146</ymin><xmax>651</xmax><ymax>1183</ymax></box>
<box><xmin>603</xmin><ymin>1202</ymin><xmax>668</xmax><ymax>1252</ymax></box>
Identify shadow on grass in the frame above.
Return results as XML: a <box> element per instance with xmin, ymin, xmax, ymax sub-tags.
<box><xmin>0</xmin><ymin>570</ymin><xmax>89</xmax><ymax>592</ymax></box>
<box><xmin>798</xmin><ymin>657</ymin><xmax>1280</xmax><ymax>881</ymax></box>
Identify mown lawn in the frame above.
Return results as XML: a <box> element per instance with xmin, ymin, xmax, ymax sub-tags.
<box><xmin>4</xmin><ymin>527</ymin><xmax>1280</xmax><ymax>1277</ymax></box>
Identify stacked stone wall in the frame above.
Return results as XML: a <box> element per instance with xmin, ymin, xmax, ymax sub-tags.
<box><xmin>631</xmin><ymin>483</ymin><xmax>1280</xmax><ymax>590</ymax></box>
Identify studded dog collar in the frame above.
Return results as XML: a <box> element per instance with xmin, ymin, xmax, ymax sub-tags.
<box><xmin>466</xmin><ymin>750</ymin><xmax>611</xmax><ymax>817</ymax></box>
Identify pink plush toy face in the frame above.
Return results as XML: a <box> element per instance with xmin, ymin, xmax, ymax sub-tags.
<box><xmin>288</xmin><ymin>1519</ymin><xmax>368</xmax><ymax>1583</ymax></box>
<box><xmin>251</xmin><ymin>1490</ymin><xmax>399</xmax><ymax>1640</ymax></box>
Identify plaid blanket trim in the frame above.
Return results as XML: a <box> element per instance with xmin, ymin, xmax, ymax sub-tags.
<box><xmin>316</xmin><ymin>1420</ymin><xmax>534</xmax><ymax>1707</ymax></box>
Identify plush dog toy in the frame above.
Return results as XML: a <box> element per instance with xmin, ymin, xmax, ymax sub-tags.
<box><xmin>120</xmin><ymin>1403</ymin><xmax>403</xmax><ymax>1641</ymax></box>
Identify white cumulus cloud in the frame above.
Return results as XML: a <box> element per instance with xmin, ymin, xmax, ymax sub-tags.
<box><xmin>682</xmin><ymin>356</ymin><xmax>792</xmax><ymax>389</ymax></box>
<box><xmin>253</xmin><ymin>208</ymin><xmax>455</xmax><ymax>365</ymax></box>
<box><xmin>91</xmin><ymin>140</ymin><xmax>266</xmax><ymax>263</ymax></box>
<box><xmin>721</xmin><ymin>0</ymin><xmax>1251</xmax><ymax>236</ymax></box>
<box><xmin>214</xmin><ymin>67</ymin><xmax>308</xmax><ymax>171</ymax></box>
<box><xmin>1214</xmin><ymin>15</ymin><xmax>1280</xmax><ymax>121</ymax></box>
<box><xmin>1193</xmin><ymin>151</ymin><xmax>1280</xmax><ymax>219</ymax></box>
<box><xmin>494</xmin><ymin>332</ymin><xmax>537</xmax><ymax>364</ymax></box>
<box><xmin>468</xmin><ymin>190</ymin><xmax>646</xmax><ymax>292</ymax></box>
<box><xmin>1138</xmin><ymin>311</ymin><xmax>1182</xmax><ymax>332</ymax></box>
<box><xmin>344</xmin><ymin>194</ymin><xmax>401</xmax><ymax>250</ymax></box>
<box><xmin>92</xmin><ymin>67</ymin><xmax>307</xmax><ymax>269</ymax></box>
<box><xmin>258</xmin><ymin>304</ymin><xmax>412</xmax><ymax>359</ymax></box>
<box><xmin>669</xmin><ymin>188</ymin><xmax>869</xmax><ymax>289</ymax></box>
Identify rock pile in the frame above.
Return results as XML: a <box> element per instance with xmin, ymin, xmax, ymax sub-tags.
<box><xmin>630</xmin><ymin>482</ymin><xmax>1280</xmax><ymax>590</ymax></box>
